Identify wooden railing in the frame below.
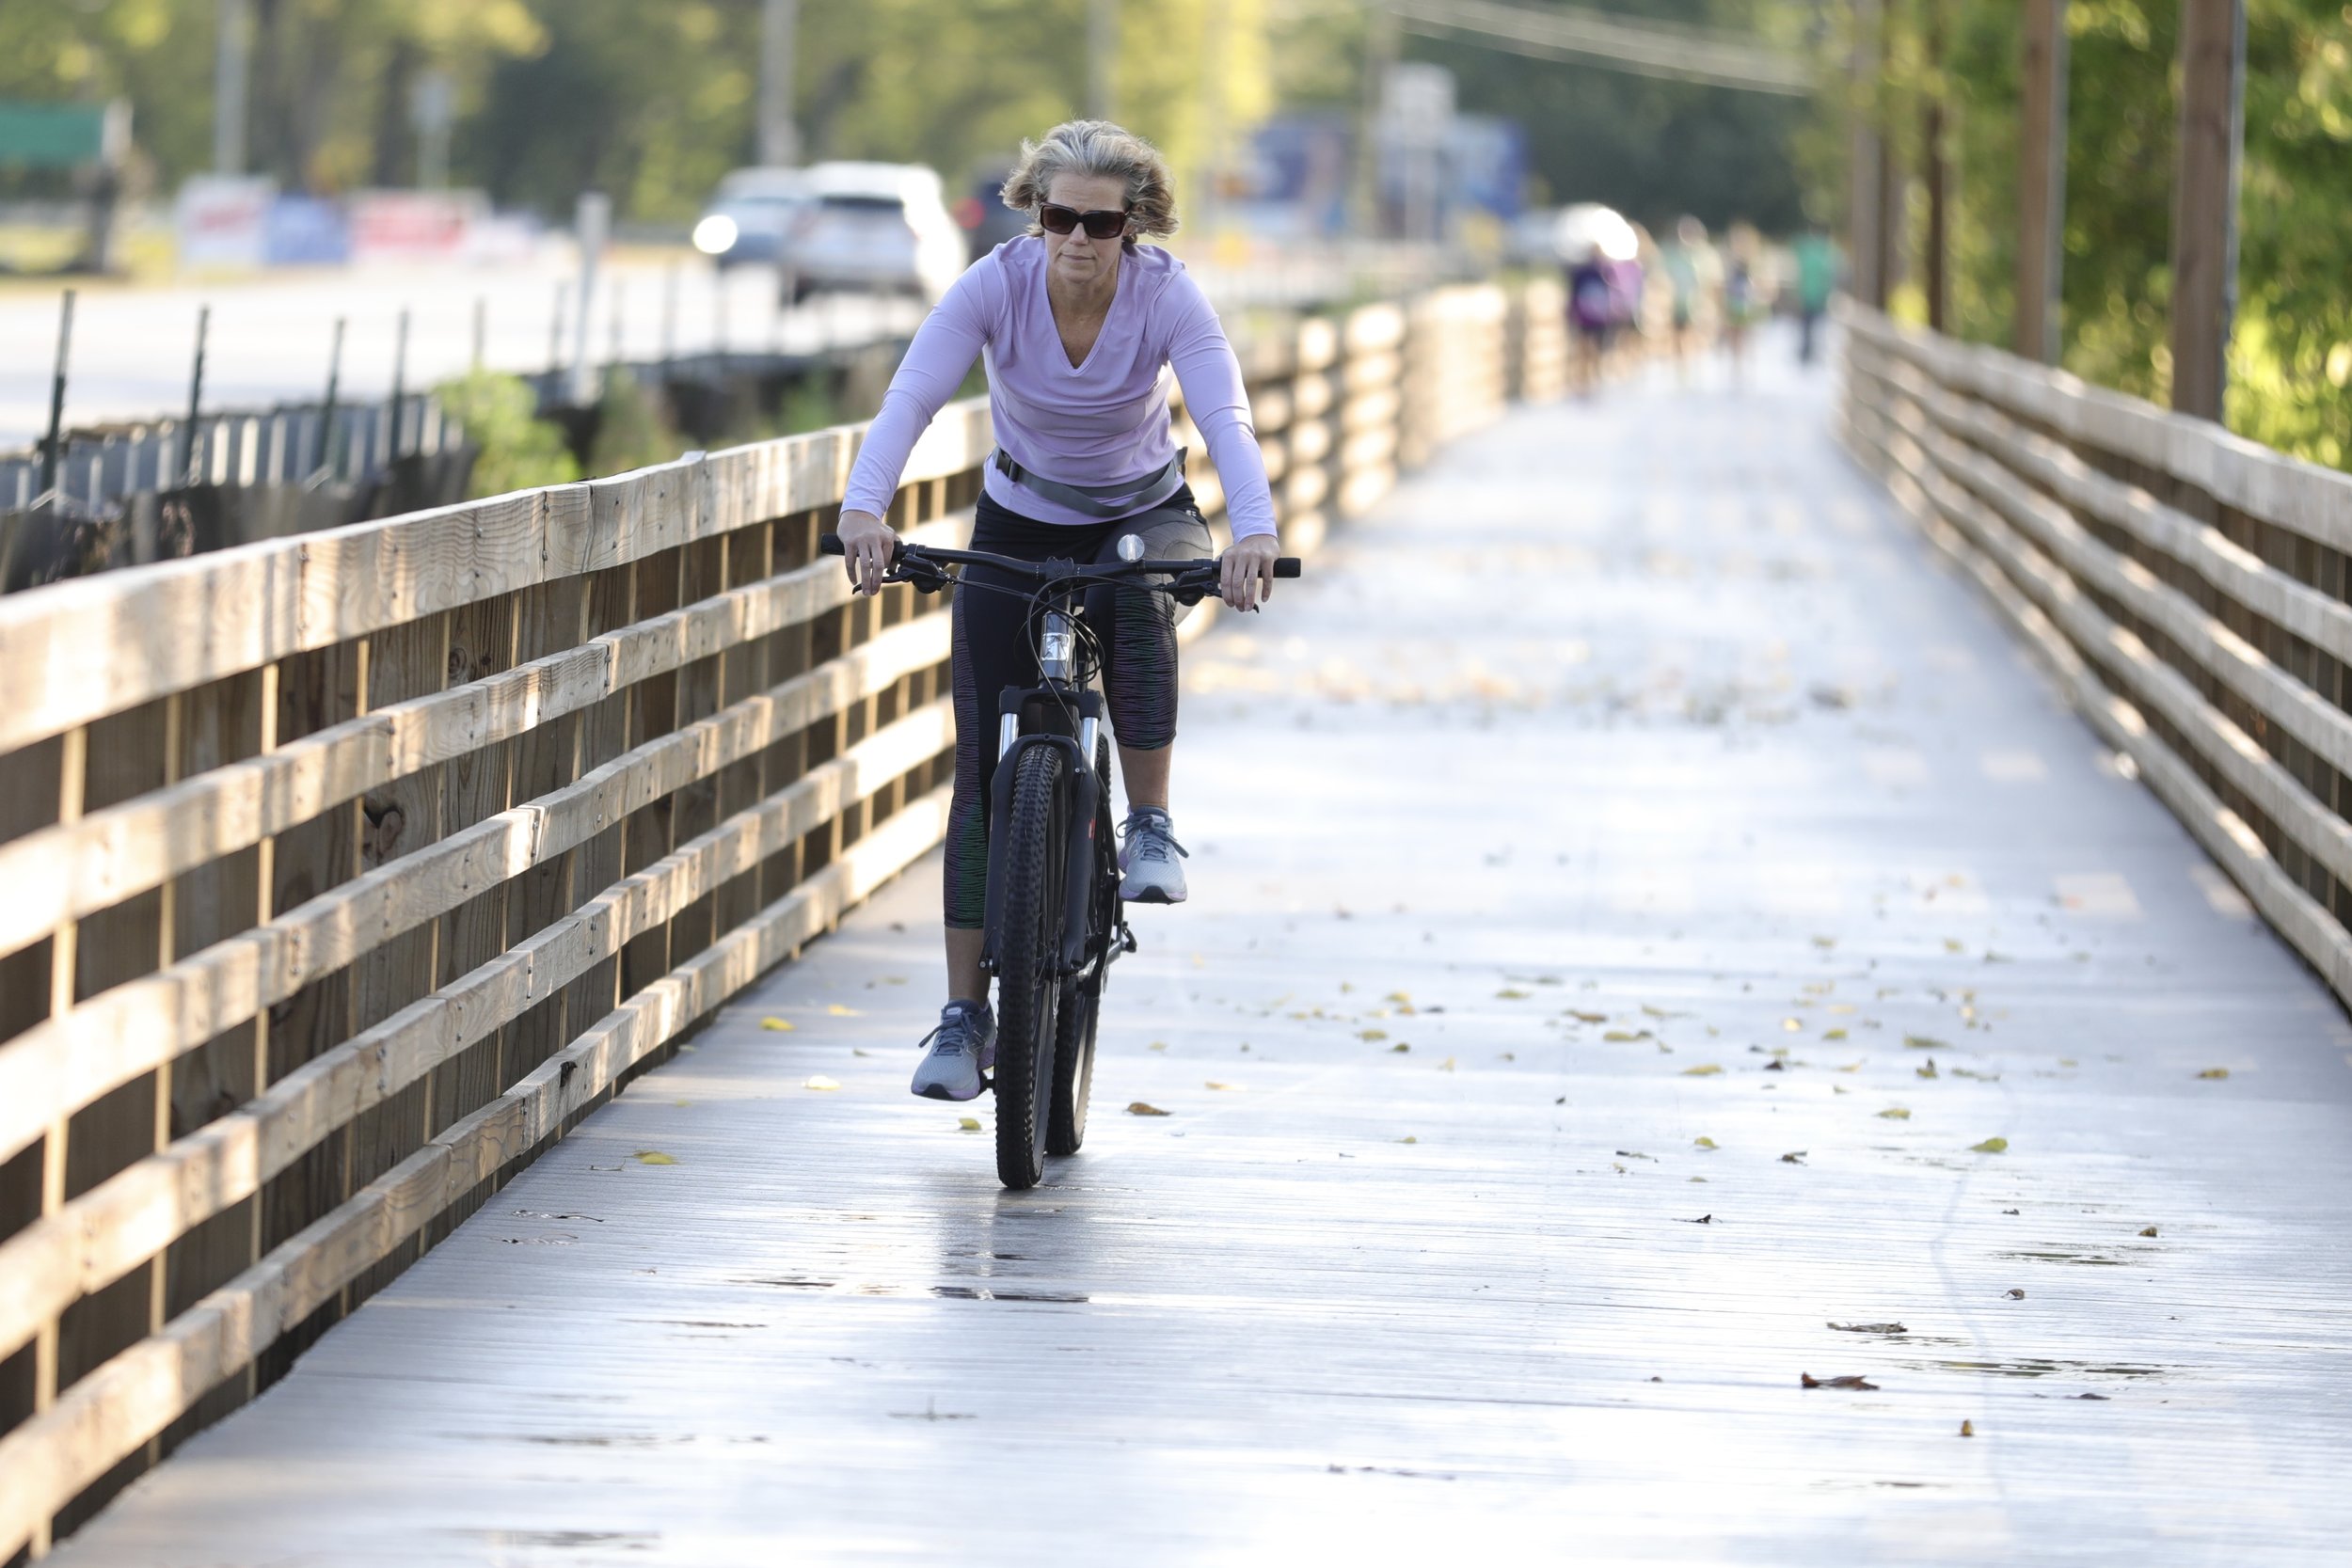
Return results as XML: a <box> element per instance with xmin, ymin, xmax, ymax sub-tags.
<box><xmin>0</xmin><ymin>277</ymin><xmax>1560</xmax><ymax>1557</ymax></box>
<box><xmin>1837</xmin><ymin>301</ymin><xmax>2352</xmax><ymax>1008</ymax></box>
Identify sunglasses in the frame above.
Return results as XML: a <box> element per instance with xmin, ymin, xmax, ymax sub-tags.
<box><xmin>1037</xmin><ymin>201</ymin><xmax>1132</xmax><ymax>241</ymax></box>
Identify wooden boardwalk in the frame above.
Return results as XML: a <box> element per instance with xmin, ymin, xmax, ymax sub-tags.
<box><xmin>50</xmin><ymin>337</ymin><xmax>2352</xmax><ymax>1565</ymax></box>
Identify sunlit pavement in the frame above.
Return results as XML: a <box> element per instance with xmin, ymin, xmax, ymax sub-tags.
<box><xmin>52</xmin><ymin>326</ymin><xmax>2352</xmax><ymax>1565</ymax></box>
<box><xmin>0</xmin><ymin>258</ymin><xmax>918</xmax><ymax>450</ymax></box>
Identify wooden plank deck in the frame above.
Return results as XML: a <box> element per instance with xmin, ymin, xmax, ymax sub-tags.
<box><xmin>49</xmin><ymin>337</ymin><xmax>2352</xmax><ymax>1565</ymax></box>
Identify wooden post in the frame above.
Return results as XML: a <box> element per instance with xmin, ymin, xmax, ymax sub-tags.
<box><xmin>2169</xmin><ymin>0</ymin><xmax>2244</xmax><ymax>421</ymax></box>
<box><xmin>2015</xmin><ymin>0</ymin><xmax>2069</xmax><ymax>362</ymax></box>
<box><xmin>1847</xmin><ymin>0</ymin><xmax>1887</xmax><ymax>309</ymax></box>
<box><xmin>1921</xmin><ymin>0</ymin><xmax>1949</xmax><ymax>332</ymax></box>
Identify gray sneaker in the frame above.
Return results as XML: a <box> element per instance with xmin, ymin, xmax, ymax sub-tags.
<box><xmin>910</xmin><ymin>1001</ymin><xmax>995</xmax><ymax>1101</ymax></box>
<box><xmin>1119</xmin><ymin>807</ymin><xmax>1189</xmax><ymax>905</ymax></box>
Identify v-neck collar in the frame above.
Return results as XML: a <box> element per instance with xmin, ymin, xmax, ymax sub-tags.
<box><xmin>1047</xmin><ymin>251</ymin><xmax>1128</xmax><ymax>374</ymax></box>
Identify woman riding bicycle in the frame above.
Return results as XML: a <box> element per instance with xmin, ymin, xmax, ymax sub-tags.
<box><xmin>834</xmin><ymin>119</ymin><xmax>1280</xmax><ymax>1103</ymax></box>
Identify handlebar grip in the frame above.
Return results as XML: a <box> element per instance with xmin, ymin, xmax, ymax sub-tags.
<box><xmin>819</xmin><ymin>532</ymin><xmax>845</xmax><ymax>556</ymax></box>
<box><xmin>1274</xmin><ymin>559</ymin><xmax>1302</xmax><ymax>578</ymax></box>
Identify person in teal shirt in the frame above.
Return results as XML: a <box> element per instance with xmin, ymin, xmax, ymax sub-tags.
<box><xmin>1793</xmin><ymin>226</ymin><xmax>1839</xmax><ymax>365</ymax></box>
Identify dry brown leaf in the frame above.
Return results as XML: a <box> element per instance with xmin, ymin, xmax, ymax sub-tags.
<box><xmin>1960</xmin><ymin>1419</ymin><xmax>1976</xmax><ymax>1437</ymax></box>
<box><xmin>2138</xmin><ymin>1225</ymin><xmax>2159</xmax><ymax>1237</ymax></box>
<box><xmin>1126</xmin><ymin>1102</ymin><xmax>1171</xmax><ymax>1117</ymax></box>
<box><xmin>1800</xmin><ymin>1373</ymin><xmax>1880</xmax><ymax>1390</ymax></box>
<box><xmin>2006</xmin><ymin>1288</ymin><xmax>2026</xmax><ymax>1299</ymax></box>
<box><xmin>1827</xmin><ymin>1322</ymin><xmax>1906</xmax><ymax>1334</ymax></box>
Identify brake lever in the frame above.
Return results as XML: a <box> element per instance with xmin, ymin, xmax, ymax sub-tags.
<box><xmin>892</xmin><ymin>556</ymin><xmax>951</xmax><ymax>594</ymax></box>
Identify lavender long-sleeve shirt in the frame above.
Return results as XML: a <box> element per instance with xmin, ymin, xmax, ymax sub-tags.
<box><xmin>841</xmin><ymin>238</ymin><xmax>1278</xmax><ymax>539</ymax></box>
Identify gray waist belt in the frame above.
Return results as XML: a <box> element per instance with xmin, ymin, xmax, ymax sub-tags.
<box><xmin>992</xmin><ymin>447</ymin><xmax>1184</xmax><ymax>520</ymax></box>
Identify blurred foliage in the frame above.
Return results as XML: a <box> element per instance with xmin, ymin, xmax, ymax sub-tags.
<box><xmin>585</xmin><ymin>367</ymin><xmax>680</xmax><ymax>479</ymax></box>
<box><xmin>6</xmin><ymin>0</ymin><xmax>1820</xmax><ymax>242</ymax></box>
<box><xmin>1833</xmin><ymin>0</ymin><xmax>2352</xmax><ymax>469</ymax></box>
<box><xmin>1404</xmin><ymin>0</ymin><xmax>1817</xmax><ymax>233</ymax></box>
<box><xmin>436</xmin><ymin>369</ymin><xmax>580</xmax><ymax>498</ymax></box>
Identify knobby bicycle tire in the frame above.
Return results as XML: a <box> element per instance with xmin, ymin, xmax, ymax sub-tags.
<box><xmin>993</xmin><ymin>743</ymin><xmax>1067</xmax><ymax>1189</ymax></box>
<box><xmin>1048</xmin><ymin>736</ymin><xmax>1115</xmax><ymax>1156</ymax></box>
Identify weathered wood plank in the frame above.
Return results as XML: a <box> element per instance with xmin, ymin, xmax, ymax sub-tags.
<box><xmin>0</xmin><ymin>616</ymin><xmax>955</xmax><ymax>1168</ymax></box>
<box><xmin>0</xmin><ymin>518</ymin><xmax>974</xmax><ymax>963</ymax></box>
<box><xmin>0</xmin><ymin>786</ymin><xmax>953</xmax><ymax>1557</ymax></box>
<box><xmin>0</xmin><ymin>402</ymin><xmax>993</xmax><ymax>757</ymax></box>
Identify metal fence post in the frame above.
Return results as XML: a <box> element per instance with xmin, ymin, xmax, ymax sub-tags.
<box><xmin>38</xmin><ymin>291</ymin><xmax>73</xmax><ymax>502</ymax></box>
<box><xmin>180</xmin><ymin>306</ymin><xmax>210</xmax><ymax>488</ymax></box>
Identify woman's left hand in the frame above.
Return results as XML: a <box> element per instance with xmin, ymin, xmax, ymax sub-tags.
<box><xmin>1219</xmin><ymin>532</ymin><xmax>1280</xmax><ymax>612</ymax></box>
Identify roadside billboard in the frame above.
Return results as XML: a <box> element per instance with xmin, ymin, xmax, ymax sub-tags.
<box><xmin>176</xmin><ymin>175</ymin><xmax>275</xmax><ymax>269</ymax></box>
<box><xmin>347</xmin><ymin>189</ymin><xmax>486</xmax><ymax>265</ymax></box>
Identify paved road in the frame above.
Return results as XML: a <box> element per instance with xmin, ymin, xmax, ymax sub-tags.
<box><xmin>0</xmin><ymin>254</ymin><xmax>918</xmax><ymax>450</ymax></box>
<box><xmin>52</xmin><ymin>339</ymin><xmax>2352</xmax><ymax>1564</ymax></box>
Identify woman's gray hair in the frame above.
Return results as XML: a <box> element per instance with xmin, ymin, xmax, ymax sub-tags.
<box><xmin>1000</xmin><ymin>119</ymin><xmax>1179</xmax><ymax>243</ymax></box>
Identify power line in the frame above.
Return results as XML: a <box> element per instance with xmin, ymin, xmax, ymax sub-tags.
<box><xmin>1388</xmin><ymin>0</ymin><xmax>1813</xmax><ymax>96</ymax></box>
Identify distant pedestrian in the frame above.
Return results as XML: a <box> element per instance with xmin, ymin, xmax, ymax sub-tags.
<box><xmin>1792</xmin><ymin>226</ymin><xmax>1838</xmax><ymax>366</ymax></box>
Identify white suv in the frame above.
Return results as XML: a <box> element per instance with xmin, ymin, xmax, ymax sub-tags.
<box><xmin>782</xmin><ymin>162</ymin><xmax>965</xmax><ymax>305</ymax></box>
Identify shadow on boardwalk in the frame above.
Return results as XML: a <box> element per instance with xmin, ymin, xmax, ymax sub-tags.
<box><xmin>55</xmin><ymin>329</ymin><xmax>2352</xmax><ymax>1565</ymax></box>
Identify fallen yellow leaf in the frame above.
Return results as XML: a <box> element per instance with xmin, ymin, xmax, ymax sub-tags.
<box><xmin>630</xmin><ymin>1149</ymin><xmax>676</xmax><ymax>1165</ymax></box>
<box><xmin>1359</xmin><ymin>1028</ymin><xmax>1389</xmax><ymax>1042</ymax></box>
<box><xmin>1205</xmin><ymin>1080</ymin><xmax>1241</xmax><ymax>1091</ymax></box>
<box><xmin>1126</xmin><ymin>1102</ymin><xmax>1170</xmax><ymax>1117</ymax></box>
<box><xmin>1681</xmin><ymin>1064</ymin><xmax>1724</xmax><ymax>1076</ymax></box>
<box><xmin>1397</xmin><ymin>1135</ymin><xmax>1418</xmax><ymax>1145</ymax></box>
<box><xmin>1570</xmin><ymin>1010</ymin><xmax>1609</xmax><ymax>1023</ymax></box>
<box><xmin>1603</xmin><ymin>1029</ymin><xmax>1651</xmax><ymax>1042</ymax></box>
<box><xmin>803</xmin><ymin>1075</ymin><xmax>842</xmax><ymax>1091</ymax></box>
<box><xmin>1969</xmin><ymin>1136</ymin><xmax>2010</xmax><ymax>1153</ymax></box>
<box><xmin>1877</xmin><ymin>1107</ymin><xmax>1912</xmax><ymax>1120</ymax></box>
<box><xmin>1905</xmin><ymin>1035</ymin><xmax>1947</xmax><ymax>1050</ymax></box>
<box><xmin>760</xmin><ymin>1017</ymin><xmax>795</xmax><ymax>1032</ymax></box>
<box><xmin>1390</xmin><ymin>1042</ymin><xmax>1411</xmax><ymax>1053</ymax></box>
<box><xmin>958</xmin><ymin>1117</ymin><xmax>982</xmax><ymax>1132</ymax></box>
<box><xmin>826</xmin><ymin>1005</ymin><xmax>861</xmax><ymax>1017</ymax></box>
<box><xmin>1823</xmin><ymin>1028</ymin><xmax>1849</xmax><ymax>1041</ymax></box>
<box><xmin>1437</xmin><ymin>1056</ymin><xmax>1456</xmax><ymax>1072</ymax></box>
<box><xmin>1960</xmin><ymin>1419</ymin><xmax>1975</xmax><ymax>1438</ymax></box>
<box><xmin>1385</xmin><ymin>990</ymin><xmax>1412</xmax><ymax>1004</ymax></box>
<box><xmin>1149</xmin><ymin>1041</ymin><xmax>1168</xmax><ymax>1052</ymax></box>
<box><xmin>2197</xmin><ymin>1067</ymin><xmax>2230</xmax><ymax>1080</ymax></box>
<box><xmin>1497</xmin><ymin>988</ymin><xmax>1532</xmax><ymax>1000</ymax></box>
<box><xmin>1781</xmin><ymin>1018</ymin><xmax>1803</xmax><ymax>1032</ymax></box>
<box><xmin>1693</xmin><ymin>1136</ymin><xmax>1718</xmax><ymax>1149</ymax></box>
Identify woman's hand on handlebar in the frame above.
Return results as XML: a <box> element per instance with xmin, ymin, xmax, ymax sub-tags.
<box><xmin>1219</xmin><ymin>532</ymin><xmax>1281</xmax><ymax>612</ymax></box>
<box><xmin>835</xmin><ymin>509</ymin><xmax>896</xmax><ymax>597</ymax></box>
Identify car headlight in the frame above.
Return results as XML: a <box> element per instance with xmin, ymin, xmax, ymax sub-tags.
<box><xmin>692</xmin><ymin>214</ymin><xmax>739</xmax><ymax>255</ymax></box>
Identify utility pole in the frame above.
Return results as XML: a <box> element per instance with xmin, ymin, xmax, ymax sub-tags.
<box><xmin>2014</xmin><ymin>0</ymin><xmax>2069</xmax><ymax>363</ymax></box>
<box><xmin>2169</xmin><ymin>0</ymin><xmax>2244</xmax><ymax>422</ymax></box>
<box><xmin>1921</xmin><ymin>0</ymin><xmax>1949</xmax><ymax>333</ymax></box>
<box><xmin>1089</xmin><ymin>0</ymin><xmax>1120</xmax><ymax>119</ymax></box>
<box><xmin>213</xmin><ymin>0</ymin><xmax>250</xmax><ymax>174</ymax></box>
<box><xmin>1845</xmin><ymin>0</ymin><xmax>1884</xmax><ymax>309</ymax></box>
<box><xmin>1354</xmin><ymin>1</ymin><xmax>1400</xmax><ymax>237</ymax></box>
<box><xmin>759</xmin><ymin>0</ymin><xmax>801</xmax><ymax>166</ymax></box>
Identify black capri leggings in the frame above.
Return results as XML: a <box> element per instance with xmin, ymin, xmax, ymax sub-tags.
<box><xmin>943</xmin><ymin>485</ymin><xmax>1213</xmax><ymax>929</ymax></box>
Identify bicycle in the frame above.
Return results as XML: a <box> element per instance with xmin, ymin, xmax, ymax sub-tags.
<box><xmin>822</xmin><ymin>530</ymin><xmax>1300</xmax><ymax>1187</ymax></box>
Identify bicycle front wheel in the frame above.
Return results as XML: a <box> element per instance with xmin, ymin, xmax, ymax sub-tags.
<box><xmin>993</xmin><ymin>743</ymin><xmax>1067</xmax><ymax>1190</ymax></box>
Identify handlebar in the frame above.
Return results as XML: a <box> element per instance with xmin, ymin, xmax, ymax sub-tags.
<box><xmin>820</xmin><ymin>531</ymin><xmax>1302</xmax><ymax>580</ymax></box>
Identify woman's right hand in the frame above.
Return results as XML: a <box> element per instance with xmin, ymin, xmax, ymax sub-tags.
<box><xmin>836</xmin><ymin>509</ymin><xmax>896</xmax><ymax>597</ymax></box>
